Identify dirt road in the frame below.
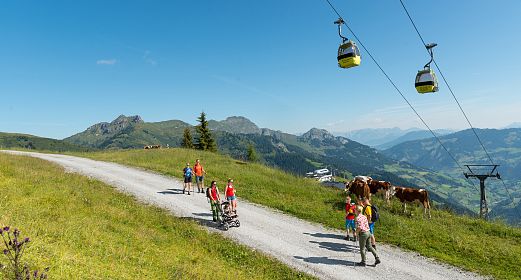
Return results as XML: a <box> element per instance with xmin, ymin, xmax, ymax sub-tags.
<box><xmin>3</xmin><ymin>151</ymin><xmax>483</xmax><ymax>280</ymax></box>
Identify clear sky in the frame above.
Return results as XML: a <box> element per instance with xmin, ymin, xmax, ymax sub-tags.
<box><xmin>1</xmin><ymin>0</ymin><xmax>520</xmax><ymax>139</ymax></box>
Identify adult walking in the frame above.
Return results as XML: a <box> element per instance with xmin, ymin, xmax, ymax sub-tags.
<box><xmin>363</xmin><ymin>198</ymin><xmax>376</xmax><ymax>249</ymax></box>
<box><xmin>355</xmin><ymin>205</ymin><xmax>380</xmax><ymax>266</ymax></box>
<box><xmin>194</xmin><ymin>159</ymin><xmax>206</xmax><ymax>193</ymax></box>
<box><xmin>182</xmin><ymin>163</ymin><xmax>194</xmax><ymax>195</ymax></box>
<box><xmin>208</xmin><ymin>181</ymin><xmax>222</xmax><ymax>222</ymax></box>
<box><xmin>225</xmin><ymin>178</ymin><xmax>237</xmax><ymax>212</ymax></box>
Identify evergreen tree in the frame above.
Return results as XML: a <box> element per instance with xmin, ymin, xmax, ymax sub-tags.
<box><xmin>181</xmin><ymin>128</ymin><xmax>194</xmax><ymax>149</ymax></box>
<box><xmin>247</xmin><ymin>143</ymin><xmax>258</xmax><ymax>162</ymax></box>
<box><xmin>195</xmin><ymin>112</ymin><xmax>217</xmax><ymax>152</ymax></box>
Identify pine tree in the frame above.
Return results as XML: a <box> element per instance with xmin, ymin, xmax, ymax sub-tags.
<box><xmin>247</xmin><ymin>143</ymin><xmax>258</xmax><ymax>162</ymax></box>
<box><xmin>181</xmin><ymin>128</ymin><xmax>194</xmax><ymax>149</ymax></box>
<box><xmin>195</xmin><ymin>112</ymin><xmax>217</xmax><ymax>152</ymax></box>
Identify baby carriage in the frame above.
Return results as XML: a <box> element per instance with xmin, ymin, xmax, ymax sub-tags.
<box><xmin>220</xmin><ymin>201</ymin><xmax>240</xmax><ymax>231</ymax></box>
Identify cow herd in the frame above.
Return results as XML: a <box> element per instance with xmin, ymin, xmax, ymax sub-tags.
<box><xmin>345</xmin><ymin>176</ymin><xmax>431</xmax><ymax>218</ymax></box>
<box><xmin>143</xmin><ymin>144</ymin><xmax>162</xmax><ymax>149</ymax></box>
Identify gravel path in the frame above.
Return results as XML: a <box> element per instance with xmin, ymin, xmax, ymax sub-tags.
<box><xmin>3</xmin><ymin>151</ymin><xmax>484</xmax><ymax>280</ymax></box>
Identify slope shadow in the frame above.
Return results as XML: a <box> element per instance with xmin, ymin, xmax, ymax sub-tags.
<box><xmin>309</xmin><ymin>240</ymin><xmax>359</xmax><ymax>253</ymax></box>
<box><xmin>157</xmin><ymin>188</ymin><xmax>184</xmax><ymax>195</ymax></box>
<box><xmin>294</xmin><ymin>256</ymin><xmax>356</xmax><ymax>266</ymax></box>
<box><xmin>303</xmin><ymin>232</ymin><xmax>345</xmax><ymax>240</ymax></box>
<box><xmin>192</xmin><ymin>212</ymin><xmax>213</xmax><ymax>217</ymax></box>
<box><xmin>179</xmin><ymin>216</ymin><xmax>222</xmax><ymax>230</ymax></box>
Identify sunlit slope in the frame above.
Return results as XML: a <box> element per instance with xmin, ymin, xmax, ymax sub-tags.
<box><xmin>0</xmin><ymin>153</ymin><xmax>313</xmax><ymax>279</ymax></box>
<box><xmin>75</xmin><ymin>148</ymin><xmax>521</xmax><ymax>280</ymax></box>
<box><xmin>0</xmin><ymin>132</ymin><xmax>89</xmax><ymax>152</ymax></box>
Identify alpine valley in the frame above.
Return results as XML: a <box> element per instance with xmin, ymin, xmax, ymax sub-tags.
<box><xmin>4</xmin><ymin>115</ymin><xmax>520</xmax><ymax>225</ymax></box>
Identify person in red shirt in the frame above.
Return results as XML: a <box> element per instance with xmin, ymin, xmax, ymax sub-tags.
<box><xmin>345</xmin><ymin>196</ymin><xmax>357</xmax><ymax>241</ymax></box>
<box><xmin>208</xmin><ymin>181</ymin><xmax>222</xmax><ymax>222</ymax></box>
<box><xmin>193</xmin><ymin>159</ymin><xmax>206</xmax><ymax>193</ymax></box>
<box><xmin>225</xmin><ymin>178</ymin><xmax>237</xmax><ymax>212</ymax></box>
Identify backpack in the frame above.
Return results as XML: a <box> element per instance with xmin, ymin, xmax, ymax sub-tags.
<box><xmin>184</xmin><ymin>167</ymin><xmax>192</xmax><ymax>178</ymax></box>
<box><xmin>205</xmin><ymin>187</ymin><xmax>212</xmax><ymax>200</ymax></box>
<box><xmin>369</xmin><ymin>205</ymin><xmax>379</xmax><ymax>223</ymax></box>
<box><xmin>206</xmin><ymin>186</ymin><xmax>219</xmax><ymax>200</ymax></box>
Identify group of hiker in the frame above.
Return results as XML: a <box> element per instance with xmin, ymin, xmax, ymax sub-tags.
<box><xmin>345</xmin><ymin>195</ymin><xmax>380</xmax><ymax>266</ymax></box>
<box><xmin>182</xmin><ymin>159</ymin><xmax>379</xmax><ymax>266</ymax></box>
<box><xmin>182</xmin><ymin>159</ymin><xmax>237</xmax><ymax>222</ymax></box>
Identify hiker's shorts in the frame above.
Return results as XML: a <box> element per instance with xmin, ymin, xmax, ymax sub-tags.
<box><xmin>184</xmin><ymin>176</ymin><xmax>192</xmax><ymax>183</ymax></box>
<box><xmin>227</xmin><ymin>195</ymin><xmax>236</xmax><ymax>201</ymax></box>
<box><xmin>196</xmin><ymin>176</ymin><xmax>204</xmax><ymax>183</ymax></box>
<box><xmin>345</xmin><ymin>219</ymin><xmax>355</xmax><ymax>230</ymax></box>
<box><xmin>369</xmin><ymin>222</ymin><xmax>375</xmax><ymax>234</ymax></box>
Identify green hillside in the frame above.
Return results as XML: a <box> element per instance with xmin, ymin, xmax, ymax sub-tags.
<box><xmin>64</xmin><ymin>115</ymin><xmax>190</xmax><ymax>149</ymax></box>
<box><xmin>0</xmin><ymin>153</ymin><xmax>313</xmax><ymax>279</ymax></box>
<box><xmin>0</xmin><ymin>132</ymin><xmax>90</xmax><ymax>152</ymax></box>
<box><xmin>383</xmin><ymin>128</ymin><xmax>521</xmax><ymax>224</ymax></box>
<box><xmin>63</xmin><ymin>115</ymin><xmax>477</xmax><ymax>213</ymax></box>
<box><xmin>72</xmin><ymin>148</ymin><xmax>521</xmax><ymax>280</ymax></box>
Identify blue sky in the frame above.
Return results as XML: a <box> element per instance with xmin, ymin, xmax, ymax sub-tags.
<box><xmin>1</xmin><ymin>0</ymin><xmax>520</xmax><ymax>139</ymax></box>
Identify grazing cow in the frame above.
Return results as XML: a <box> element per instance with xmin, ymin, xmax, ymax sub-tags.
<box><xmin>144</xmin><ymin>144</ymin><xmax>161</xmax><ymax>149</ymax></box>
<box><xmin>354</xmin><ymin>175</ymin><xmax>373</xmax><ymax>185</ymax></box>
<box><xmin>369</xmin><ymin>180</ymin><xmax>392</xmax><ymax>204</ymax></box>
<box><xmin>345</xmin><ymin>179</ymin><xmax>371</xmax><ymax>200</ymax></box>
<box><xmin>390</xmin><ymin>186</ymin><xmax>431</xmax><ymax>218</ymax></box>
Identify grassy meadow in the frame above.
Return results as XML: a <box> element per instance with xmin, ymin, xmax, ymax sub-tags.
<box><xmin>0</xmin><ymin>153</ymin><xmax>314</xmax><ymax>279</ymax></box>
<box><xmin>75</xmin><ymin>148</ymin><xmax>521</xmax><ymax>280</ymax></box>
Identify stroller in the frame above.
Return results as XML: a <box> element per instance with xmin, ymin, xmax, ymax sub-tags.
<box><xmin>219</xmin><ymin>201</ymin><xmax>240</xmax><ymax>231</ymax></box>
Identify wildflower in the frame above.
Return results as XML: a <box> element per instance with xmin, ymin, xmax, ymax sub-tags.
<box><xmin>24</xmin><ymin>237</ymin><xmax>30</xmax><ymax>243</ymax></box>
<box><xmin>3</xmin><ymin>249</ymin><xmax>8</xmax><ymax>255</ymax></box>
<box><xmin>3</xmin><ymin>226</ymin><xmax>9</xmax><ymax>232</ymax></box>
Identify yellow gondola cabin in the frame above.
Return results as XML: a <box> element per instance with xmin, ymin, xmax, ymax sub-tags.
<box><xmin>415</xmin><ymin>69</ymin><xmax>439</xmax><ymax>94</ymax></box>
<box><xmin>337</xmin><ymin>40</ymin><xmax>361</xmax><ymax>69</ymax></box>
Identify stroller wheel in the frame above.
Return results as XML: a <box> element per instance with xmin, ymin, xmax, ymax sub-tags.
<box><xmin>236</xmin><ymin>220</ymin><xmax>240</xmax><ymax>227</ymax></box>
<box><xmin>222</xmin><ymin>223</ymin><xmax>229</xmax><ymax>231</ymax></box>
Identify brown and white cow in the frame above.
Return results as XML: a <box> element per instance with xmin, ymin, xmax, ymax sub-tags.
<box><xmin>345</xmin><ymin>179</ymin><xmax>371</xmax><ymax>200</ymax></box>
<box><xmin>354</xmin><ymin>175</ymin><xmax>373</xmax><ymax>185</ymax></box>
<box><xmin>369</xmin><ymin>180</ymin><xmax>392</xmax><ymax>204</ymax></box>
<box><xmin>390</xmin><ymin>186</ymin><xmax>431</xmax><ymax>218</ymax></box>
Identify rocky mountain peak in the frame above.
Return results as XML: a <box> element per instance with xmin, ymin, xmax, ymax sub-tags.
<box><xmin>209</xmin><ymin>116</ymin><xmax>261</xmax><ymax>134</ymax></box>
<box><xmin>300</xmin><ymin>128</ymin><xmax>335</xmax><ymax>141</ymax></box>
<box><xmin>111</xmin><ymin>115</ymin><xmax>144</xmax><ymax>125</ymax></box>
<box><xmin>86</xmin><ymin>115</ymin><xmax>143</xmax><ymax>135</ymax></box>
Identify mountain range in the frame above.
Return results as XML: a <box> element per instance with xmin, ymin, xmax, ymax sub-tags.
<box><xmin>63</xmin><ymin>115</ymin><xmax>488</xmax><ymax>215</ymax></box>
<box><xmin>335</xmin><ymin>127</ymin><xmax>454</xmax><ymax>149</ymax></box>
<box><xmin>382</xmin><ymin>128</ymin><xmax>521</xmax><ymax>224</ymax></box>
<box><xmin>4</xmin><ymin>114</ymin><xmax>520</xmax><ymax>224</ymax></box>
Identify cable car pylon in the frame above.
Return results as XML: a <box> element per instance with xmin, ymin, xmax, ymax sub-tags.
<box><xmin>464</xmin><ymin>165</ymin><xmax>500</xmax><ymax>219</ymax></box>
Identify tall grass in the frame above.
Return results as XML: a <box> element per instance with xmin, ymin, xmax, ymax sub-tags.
<box><xmin>76</xmin><ymin>148</ymin><xmax>521</xmax><ymax>280</ymax></box>
<box><xmin>0</xmin><ymin>153</ymin><xmax>314</xmax><ymax>279</ymax></box>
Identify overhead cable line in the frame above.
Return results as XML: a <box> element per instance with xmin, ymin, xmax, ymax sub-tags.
<box><xmin>322</xmin><ymin>0</ymin><xmax>478</xmax><ymax>193</ymax></box>
<box><xmin>398</xmin><ymin>0</ymin><xmax>519</xmax><ymax>214</ymax></box>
